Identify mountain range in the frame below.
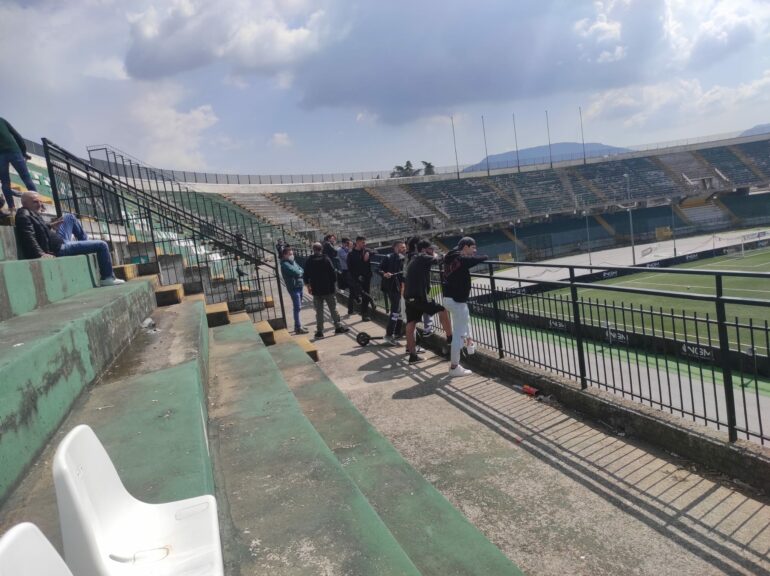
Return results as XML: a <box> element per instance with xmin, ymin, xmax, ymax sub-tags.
<box><xmin>463</xmin><ymin>123</ymin><xmax>770</xmax><ymax>173</ymax></box>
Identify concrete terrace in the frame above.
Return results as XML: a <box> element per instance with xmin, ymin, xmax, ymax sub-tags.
<box><xmin>296</xmin><ymin>304</ymin><xmax>770</xmax><ymax>576</ymax></box>
<box><xmin>1</xmin><ymin>216</ymin><xmax>768</xmax><ymax>575</ymax></box>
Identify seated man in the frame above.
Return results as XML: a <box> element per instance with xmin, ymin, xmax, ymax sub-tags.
<box><xmin>15</xmin><ymin>191</ymin><xmax>125</xmax><ymax>286</ymax></box>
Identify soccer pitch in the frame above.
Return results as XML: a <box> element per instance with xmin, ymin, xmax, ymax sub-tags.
<box><xmin>499</xmin><ymin>246</ymin><xmax>770</xmax><ymax>352</ymax></box>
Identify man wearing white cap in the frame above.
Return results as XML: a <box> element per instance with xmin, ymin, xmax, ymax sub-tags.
<box><xmin>441</xmin><ymin>237</ymin><xmax>488</xmax><ymax>376</ymax></box>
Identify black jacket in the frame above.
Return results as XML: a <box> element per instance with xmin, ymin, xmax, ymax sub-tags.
<box><xmin>322</xmin><ymin>241</ymin><xmax>340</xmax><ymax>269</ymax></box>
<box><xmin>378</xmin><ymin>252</ymin><xmax>404</xmax><ymax>294</ymax></box>
<box><xmin>405</xmin><ymin>253</ymin><xmax>437</xmax><ymax>301</ymax></box>
<box><xmin>347</xmin><ymin>247</ymin><xmax>373</xmax><ymax>280</ymax></box>
<box><xmin>441</xmin><ymin>250</ymin><xmax>488</xmax><ymax>303</ymax></box>
<box><xmin>15</xmin><ymin>208</ymin><xmax>63</xmax><ymax>259</ymax></box>
<box><xmin>302</xmin><ymin>253</ymin><xmax>337</xmax><ymax>296</ymax></box>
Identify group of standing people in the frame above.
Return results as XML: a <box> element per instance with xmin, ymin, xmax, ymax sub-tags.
<box><xmin>280</xmin><ymin>231</ymin><xmax>487</xmax><ymax>377</ymax></box>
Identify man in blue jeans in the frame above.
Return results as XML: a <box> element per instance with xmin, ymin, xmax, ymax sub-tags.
<box><xmin>15</xmin><ymin>192</ymin><xmax>125</xmax><ymax>286</ymax></box>
<box><xmin>279</xmin><ymin>245</ymin><xmax>308</xmax><ymax>334</ymax></box>
<box><xmin>0</xmin><ymin>117</ymin><xmax>37</xmax><ymax>212</ymax></box>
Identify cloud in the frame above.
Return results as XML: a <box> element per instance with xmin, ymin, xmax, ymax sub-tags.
<box><xmin>83</xmin><ymin>57</ymin><xmax>129</xmax><ymax>80</ymax></box>
<box><xmin>663</xmin><ymin>0</ymin><xmax>770</xmax><ymax>70</ymax></box>
<box><xmin>124</xmin><ymin>0</ymin><xmax>340</xmax><ymax>80</ymax></box>
<box><xmin>585</xmin><ymin>69</ymin><xmax>770</xmax><ymax>130</ymax></box>
<box><xmin>129</xmin><ymin>84</ymin><xmax>218</xmax><ymax>169</ymax></box>
<box><xmin>269</xmin><ymin>132</ymin><xmax>292</xmax><ymax>147</ymax></box>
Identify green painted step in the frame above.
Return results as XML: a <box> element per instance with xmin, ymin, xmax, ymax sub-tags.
<box><xmin>0</xmin><ymin>255</ymin><xmax>99</xmax><ymax>321</ymax></box>
<box><xmin>0</xmin><ymin>227</ymin><xmax>16</xmax><ymax>262</ymax></box>
<box><xmin>0</xmin><ymin>281</ymin><xmax>155</xmax><ymax>504</ymax></box>
<box><xmin>269</xmin><ymin>341</ymin><xmax>524</xmax><ymax>576</ymax></box>
<box><xmin>208</xmin><ymin>322</ymin><xmax>420</xmax><ymax>576</ymax></box>
<box><xmin>77</xmin><ymin>300</ymin><xmax>212</xmax><ymax>503</ymax></box>
<box><xmin>0</xmin><ymin>301</ymin><xmax>212</xmax><ymax>548</ymax></box>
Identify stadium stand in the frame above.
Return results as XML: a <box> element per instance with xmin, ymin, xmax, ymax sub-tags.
<box><xmin>719</xmin><ymin>192</ymin><xmax>770</xmax><ymax>219</ymax></box>
<box><xmin>733</xmin><ymin>140</ymin><xmax>770</xmax><ymax>183</ymax></box>
<box><xmin>696</xmin><ymin>146</ymin><xmax>758</xmax><ymax>187</ymax></box>
<box><xmin>0</xmin><ymin>206</ymin><xmax>522</xmax><ymax>576</ymax></box>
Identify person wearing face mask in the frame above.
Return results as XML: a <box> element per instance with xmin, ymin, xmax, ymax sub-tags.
<box><xmin>377</xmin><ymin>239</ymin><xmax>407</xmax><ymax>345</ymax></box>
<box><xmin>280</xmin><ymin>246</ymin><xmax>308</xmax><ymax>334</ymax></box>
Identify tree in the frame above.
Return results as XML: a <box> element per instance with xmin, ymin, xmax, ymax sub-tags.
<box><xmin>390</xmin><ymin>160</ymin><xmax>421</xmax><ymax>178</ymax></box>
<box><xmin>421</xmin><ymin>161</ymin><xmax>435</xmax><ymax>176</ymax></box>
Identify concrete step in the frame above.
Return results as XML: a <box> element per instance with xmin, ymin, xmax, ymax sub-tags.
<box><xmin>0</xmin><ymin>280</ymin><xmax>155</xmax><ymax>504</ymax></box>
<box><xmin>0</xmin><ymin>301</ymin><xmax>212</xmax><ymax>549</ymax></box>
<box><xmin>0</xmin><ymin>226</ymin><xmax>17</xmax><ymax>261</ymax></box>
<box><xmin>0</xmin><ymin>255</ymin><xmax>99</xmax><ymax>322</ymax></box>
<box><xmin>273</xmin><ymin>328</ymin><xmax>319</xmax><ymax>361</ymax></box>
<box><xmin>207</xmin><ymin>322</ymin><xmax>420</xmax><ymax>575</ymax></box>
<box><xmin>154</xmin><ymin>283</ymin><xmax>184</xmax><ymax>306</ymax></box>
<box><xmin>254</xmin><ymin>319</ymin><xmax>275</xmax><ymax>345</ymax></box>
<box><xmin>205</xmin><ymin>302</ymin><xmax>230</xmax><ymax>327</ymax></box>
<box><xmin>268</xmin><ymin>340</ymin><xmax>523</xmax><ymax>576</ymax></box>
<box><xmin>112</xmin><ymin>263</ymin><xmax>138</xmax><ymax>281</ymax></box>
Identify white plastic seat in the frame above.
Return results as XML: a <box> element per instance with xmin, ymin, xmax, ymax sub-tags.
<box><xmin>0</xmin><ymin>522</ymin><xmax>74</xmax><ymax>575</ymax></box>
<box><xmin>52</xmin><ymin>424</ymin><xmax>223</xmax><ymax>576</ymax></box>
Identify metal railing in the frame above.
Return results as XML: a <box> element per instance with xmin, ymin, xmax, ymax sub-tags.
<box><xmin>43</xmin><ymin>139</ymin><xmax>287</xmax><ymax>325</ymax></box>
<box><xmin>357</xmin><ymin>255</ymin><xmax>770</xmax><ymax>446</ymax></box>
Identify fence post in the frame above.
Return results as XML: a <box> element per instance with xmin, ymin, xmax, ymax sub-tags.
<box><xmin>569</xmin><ymin>267</ymin><xmax>588</xmax><ymax>389</ymax></box>
<box><xmin>488</xmin><ymin>263</ymin><xmax>505</xmax><ymax>359</ymax></box>
<box><xmin>715</xmin><ymin>275</ymin><xmax>738</xmax><ymax>442</ymax></box>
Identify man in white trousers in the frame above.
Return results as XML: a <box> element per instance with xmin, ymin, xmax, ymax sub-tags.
<box><xmin>441</xmin><ymin>237</ymin><xmax>488</xmax><ymax>377</ymax></box>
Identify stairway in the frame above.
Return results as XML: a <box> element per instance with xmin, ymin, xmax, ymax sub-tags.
<box><xmin>0</xmin><ymin>220</ymin><xmax>521</xmax><ymax>574</ymax></box>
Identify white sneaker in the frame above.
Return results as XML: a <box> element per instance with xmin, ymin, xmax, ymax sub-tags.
<box><xmin>448</xmin><ymin>365</ymin><xmax>472</xmax><ymax>377</ymax></box>
<box><xmin>384</xmin><ymin>336</ymin><xmax>399</xmax><ymax>346</ymax></box>
<box><xmin>100</xmin><ymin>277</ymin><xmax>125</xmax><ymax>287</ymax></box>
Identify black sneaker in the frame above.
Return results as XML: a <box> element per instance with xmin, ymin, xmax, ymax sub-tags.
<box><xmin>408</xmin><ymin>353</ymin><xmax>421</xmax><ymax>363</ymax></box>
<box><xmin>334</xmin><ymin>326</ymin><xmax>349</xmax><ymax>334</ymax></box>
<box><xmin>362</xmin><ymin>315</ymin><xmax>371</xmax><ymax>322</ymax></box>
<box><xmin>314</xmin><ymin>331</ymin><xmax>324</xmax><ymax>339</ymax></box>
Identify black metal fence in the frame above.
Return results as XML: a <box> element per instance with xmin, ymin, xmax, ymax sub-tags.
<box><xmin>43</xmin><ymin>139</ymin><xmax>287</xmax><ymax>325</ymax></box>
<box><xmin>355</xmin><ymin>253</ymin><xmax>770</xmax><ymax>446</ymax></box>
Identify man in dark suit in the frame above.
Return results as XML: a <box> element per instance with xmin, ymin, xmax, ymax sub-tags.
<box><xmin>15</xmin><ymin>191</ymin><xmax>124</xmax><ymax>286</ymax></box>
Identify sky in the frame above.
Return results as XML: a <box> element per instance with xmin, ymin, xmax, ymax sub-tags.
<box><xmin>2</xmin><ymin>0</ymin><xmax>770</xmax><ymax>176</ymax></box>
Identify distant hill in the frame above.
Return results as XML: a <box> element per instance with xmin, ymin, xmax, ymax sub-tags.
<box><xmin>740</xmin><ymin>124</ymin><xmax>770</xmax><ymax>137</ymax></box>
<box><xmin>463</xmin><ymin>142</ymin><xmax>630</xmax><ymax>173</ymax></box>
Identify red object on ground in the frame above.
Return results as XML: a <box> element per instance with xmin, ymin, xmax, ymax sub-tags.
<box><xmin>522</xmin><ymin>384</ymin><xmax>539</xmax><ymax>396</ymax></box>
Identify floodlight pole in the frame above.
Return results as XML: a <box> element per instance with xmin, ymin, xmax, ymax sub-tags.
<box><xmin>545</xmin><ymin>110</ymin><xmax>553</xmax><ymax>168</ymax></box>
<box><xmin>512</xmin><ymin>113</ymin><xmax>521</xmax><ymax>172</ymax></box>
<box><xmin>625</xmin><ymin>173</ymin><xmax>636</xmax><ymax>265</ymax></box>
<box><xmin>451</xmin><ymin>115</ymin><xmax>460</xmax><ymax>180</ymax></box>
<box><xmin>482</xmin><ymin>115</ymin><xmax>490</xmax><ymax>176</ymax></box>
<box><xmin>579</xmin><ymin>106</ymin><xmax>587</xmax><ymax>165</ymax></box>
<box><xmin>670</xmin><ymin>199</ymin><xmax>678</xmax><ymax>257</ymax></box>
<box><xmin>584</xmin><ymin>210</ymin><xmax>592</xmax><ymax>266</ymax></box>
<box><xmin>512</xmin><ymin>220</ymin><xmax>522</xmax><ymax>286</ymax></box>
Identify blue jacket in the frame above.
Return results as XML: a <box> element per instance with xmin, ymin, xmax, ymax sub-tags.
<box><xmin>280</xmin><ymin>259</ymin><xmax>304</xmax><ymax>291</ymax></box>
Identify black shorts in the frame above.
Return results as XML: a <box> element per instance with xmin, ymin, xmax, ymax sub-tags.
<box><xmin>405</xmin><ymin>298</ymin><xmax>444</xmax><ymax>323</ymax></box>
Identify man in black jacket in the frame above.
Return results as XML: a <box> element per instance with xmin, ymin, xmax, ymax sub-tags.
<box><xmin>346</xmin><ymin>235</ymin><xmax>375</xmax><ymax>321</ymax></box>
<box><xmin>15</xmin><ymin>192</ymin><xmax>124</xmax><ymax>286</ymax></box>
<box><xmin>322</xmin><ymin>234</ymin><xmax>339</xmax><ymax>268</ymax></box>
<box><xmin>303</xmin><ymin>242</ymin><xmax>349</xmax><ymax>339</ymax></box>
<box><xmin>377</xmin><ymin>239</ymin><xmax>406</xmax><ymax>345</ymax></box>
<box><xmin>404</xmin><ymin>240</ymin><xmax>451</xmax><ymax>363</ymax></box>
<box><xmin>442</xmin><ymin>236</ymin><xmax>488</xmax><ymax>376</ymax></box>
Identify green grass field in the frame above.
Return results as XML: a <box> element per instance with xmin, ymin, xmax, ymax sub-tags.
<box><xmin>501</xmin><ymin>246</ymin><xmax>770</xmax><ymax>352</ymax></box>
